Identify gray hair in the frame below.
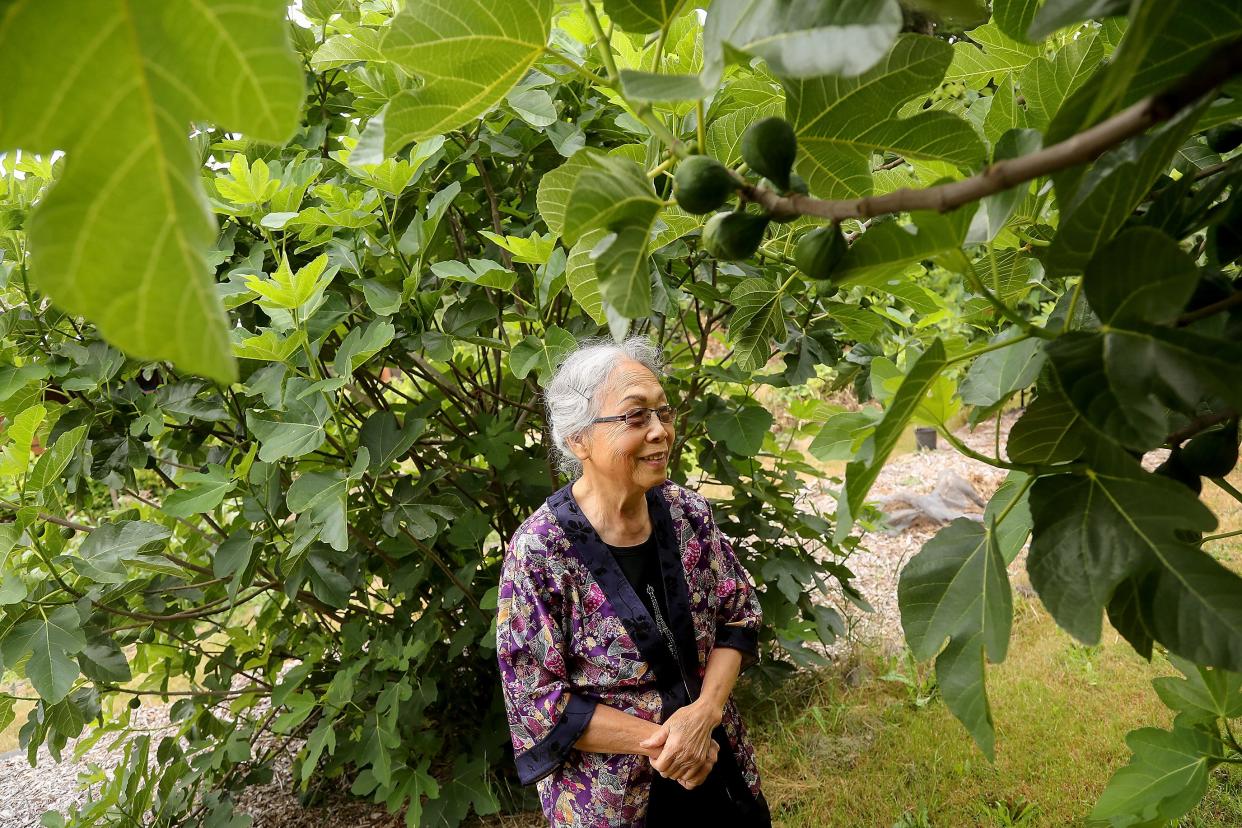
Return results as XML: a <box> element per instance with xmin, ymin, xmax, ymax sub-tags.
<box><xmin>544</xmin><ymin>335</ymin><xmax>667</xmax><ymax>481</ymax></box>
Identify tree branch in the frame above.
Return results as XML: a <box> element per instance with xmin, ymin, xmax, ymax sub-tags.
<box><xmin>745</xmin><ymin>39</ymin><xmax>1242</xmax><ymax>223</ymax></box>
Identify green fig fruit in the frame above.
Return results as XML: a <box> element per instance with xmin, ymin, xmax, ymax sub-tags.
<box><xmin>60</xmin><ymin>525</ymin><xmax>76</xmax><ymax>539</ymax></box>
<box><xmin>1206</xmin><ymin>123</ymin><xmax>1242</xmax><ymax>154</ymax></box>
<box><xmin>1155</xmin><ymin>450</ymin><xmax>1202</xmax><ymax>494</ymax></box>
<box><xmin>795</xmin><ymin>224</ymin><xmax>848</xmax><ymax>280</ymax></box>
<box><xmin>128</xmin><ymin>696</ymin><xmax>142</xmax><ymax>710</ymax></box>
<box><xmin>814</xmin><ymin>280</ymin><xmax>840</xmax><ymax>299</ymax></box>
<box><xmin>673</xmin><ymin>155</ymin><xmax>737</xmax><ymax>215</ymax></box>
<box><xmin>702</xmin><ymin>211</ymin><xmax>770</xmax><ymax>261</ymax></box>
<box><xmin>1179</xmin><ymin>418</ymin><xmax>1240</xmax><ymax>478</ymax></box>
<box><xmin>741</xmin><ymin>116</ymin><xmax>797</xmax><ymax>192</ymax></box>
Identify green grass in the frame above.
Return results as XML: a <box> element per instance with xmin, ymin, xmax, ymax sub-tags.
<box><xmin>738</xmin><ymin>600</ymin><xmax>1242</xmax><ymax>828</ymax></box>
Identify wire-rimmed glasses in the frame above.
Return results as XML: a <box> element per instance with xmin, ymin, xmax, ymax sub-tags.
<box><xmin>590</xmin><ymin>404</ymin><xmax>676</xmax><ymax>429</ymax></box>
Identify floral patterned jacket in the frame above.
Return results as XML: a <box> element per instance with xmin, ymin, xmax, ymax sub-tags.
<box><xmin>496</xmin><ymin>479</ymin><xmax>766</xmax><ymax>827</ymax></box>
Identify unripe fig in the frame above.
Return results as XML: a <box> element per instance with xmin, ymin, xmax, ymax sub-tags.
<box><xmin>1179</xmin><ymin>418</ymin><xmax>1240</xmax><ymax>478</ymax></box>
<box><xmin>1206</xmin><ymin>123</ymin><xmax>1242</xmax><ymax>154</ymax></box>
<box><xmin>702</xmin><ymin>211</ymin><xmax>770</xmax><ymax>261</ymax></box>
<box><xmin>1155</xmin><ymin>450</ymin><xmax>1202</xmax><ymax>494</ymax></box>
<box><xmin>796</xmin><ymin>224</ymin><xmax>848</xmax><ymax>281</ymax></box>
<box><xmin>815</xmin><ymin>281</ymin><xmax>840</xmax><ymax>299</ymax></box>
<box><xmin>128</xmin><ymin>697</ymin><xmax>142</xmax><ymax>710</ymax></box>
<box><xmin>60</xmin><ymin>526</ymin><xmax>76</xmax><ymax>539</ymax></box>
<box><xmin>741</xmin><ymin>117</ymin><xmax>797</xmax><ymax>192</ymax></box>
<box><xmin>673</xmin><ymin>155</ymin><xmax>737</xmax><ymax>215</ymax></box>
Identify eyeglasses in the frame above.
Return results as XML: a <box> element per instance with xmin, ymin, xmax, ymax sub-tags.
<box><xmin>590</xmin><ymin>404</ymin><xmax>676</xmax><ymax>429</ymax></box>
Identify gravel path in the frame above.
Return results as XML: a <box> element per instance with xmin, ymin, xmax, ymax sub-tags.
<box><xmin>0</xmin><ymin>416</ymin><xmax>1024</xmax><ymax>826</ymax></box>
<box><xmin>800</xmin><ymin>412</ymin><xmax>1027</xmax><ymax>657</ymax></box>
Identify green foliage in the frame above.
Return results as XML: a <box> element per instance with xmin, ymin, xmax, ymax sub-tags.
<box><xmin>2</xmin><ymin>0</ymin><xmax>1242</xmax><ymax>825</ymax></box>
<box><xmin>0</xmin><ymin>0</ymin><xmax>303</xmax><ymax>383</ymax></box>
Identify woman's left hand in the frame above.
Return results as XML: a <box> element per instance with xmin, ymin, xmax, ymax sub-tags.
<box><xmin>639</xmin><ymin>699</ymin><xmax>723</xmax><ymax>782</ymax></box>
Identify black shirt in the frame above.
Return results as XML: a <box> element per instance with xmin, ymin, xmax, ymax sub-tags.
<box><xmin>605</xmin><ymin>533</ymin><xmax>667</xmax><ymax>629</ymax></box>
<box><xmin>605</xmin><ymin>535</ymin><xmax>772</xmax><ymax>826</ymax></box>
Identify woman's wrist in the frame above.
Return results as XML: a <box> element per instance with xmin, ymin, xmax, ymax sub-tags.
<box><xmin>691</xmin><ymin>696</ymin><xmax>724</xmax><ymax>727</ymax></box>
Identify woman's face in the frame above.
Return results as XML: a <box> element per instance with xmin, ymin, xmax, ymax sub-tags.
<box><xmin>572</xmin><ymin>359</ymin><xmax>674</xmax><ymax>491</ymax></box>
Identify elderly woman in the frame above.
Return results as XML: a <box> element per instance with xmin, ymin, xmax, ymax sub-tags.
<box><xmin>496</xmin><ymin>336</ymin><xmax>772</xmax><ymax>827</ymax></box>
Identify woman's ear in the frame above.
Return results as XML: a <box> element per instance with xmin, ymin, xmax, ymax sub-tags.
<box><xmin>568</xmin><ymin>432</ymin><xmax>590</xmax><ymax>462</ymax></box>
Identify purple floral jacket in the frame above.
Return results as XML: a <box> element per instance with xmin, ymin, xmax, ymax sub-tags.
<box><xmin>496</xmin><ymin>479</ymin><xmax>765</xmax><ymax>826</ymax></box>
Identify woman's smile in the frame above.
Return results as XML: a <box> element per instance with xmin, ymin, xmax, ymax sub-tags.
<box><xmin>640</xmin><ymin>450</ymin><xmax>667</xmax><ymax>468</ymax></box>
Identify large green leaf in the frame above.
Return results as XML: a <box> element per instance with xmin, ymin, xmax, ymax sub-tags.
<box><xmin>705</xmin><ymin>0</ymin><xmax>902</xmax><ymax>81</ymax></box>
<box><xmin>623</xmin><ymin>0</ymin><xmax>903</xmax><ymax>101</ymax></box>
<box><xmin>359</xmin><ymin>411</ymin><xmax>426</xmax><ymax>472</ymax></box>
<box><xmin>0</xmin><ymin>605</ymin><xmax>86</xmax><ymax>703</ymax></box>
<box><xmin>985</xmin><ymin>471</ymin><xmax>1034</xmax><ymax>563</ymax></box>
<box><xmin>946</xmin><ymin>23</ymin><xmax>1041</xmax><ymax>89</ymax></box>
<box><xmin>509</xmin><ymin>326</ymin><xmax>578</xmax><ymax>384</ymax></box>
<box><xmin>1026</xmin><ymin>0</ymin><xmax>1129</xmax><ymax>41</ymax></box>
<box><xmin>1083</xmin><ymin>228</ymin><xmax>1198</xmax><ymax>326</ymax></box>
<box><xmin>539</xmin><ymin>151</ymin><xmax>665</xmax><ymax>319</ymax></box>
<box><xmin>593</xmin><ymin>225</ymin><xmax>655</xmax><ymax>319</ymax></box>
<box><xmin>838</xmin><ymin>339</ymin><xmax>947</xmax><ymax>539</ymax></box>
<box><xmin>991</xmin><ymin>0</ymin><xmax>1040</xmax><ymax>42</ymax></box>
<box><xmin>785</xmin><ymin>35</ymin><xmax>985</xmax><ymax>199</ymax></box>
<box><xmin>1049</xmin><ymin>321</ymin><xmax>1242</xmax><ymax>452</ymax></box>
<box><xmin>247</xmin><ymin>380</ymin><xmax>332</xmax><ymax>462</ymax></box>
<box><xmin>706</xmin><ymin>401</ymin><xmax>774</xmax><ymax>457</ymax></box>
<box><xmin>0</xmin><ymin>403</ymin><xmax>45</xmax><ymax>477</ymax></box>
<box><xmin>565</xmin><ymin>229</ymin><xmax>610</xmax><ymax>326</ymax></box>
<box><xmin>1148</xmin><ymin>544</ymin><xmax>1242</xmax><ymax>672</ymax></box>
<box><xmin>63</xmin><ymin>520</ymin><xmax>172</xmax><ymax>584</ymax></box>
<box><xmin>1152</xmin><ymin>655</ymin><xmax>1242</xmax><ymax>727</ymax></box>
<box><xmin>832</xmin><ymin>206</ymin><xmax>975</xmax><ymax>284</ymax></box>
<box><xmin>959</xmin><ymin>329</ymin><xmax>1044</xmax><ymax>409</ymax></box>
<box><xmin>535</xmin><ymin>152</ymin><xmax>596</xmax><ymax>240</ymax></box>
<box><xmin>1027</xmin><ymin>446</ymin><xmax>1219</xmax><ymax>649</ymax></box>
<box><xmin>162</xmin><ymin>464</ymin><xmax>234</xmax><ymax>518</ymax></box>
<box><xmin>1004</xmin><ymin>385</ymin><xmax>1083</xmax><ymax>464</ymax></box>
<box><xmin>1122</xmin><ymin>0</ymin><xmax>1242</xmax><ymax>104</ymax></box>
<box><xmin>0</xmin><ymin>524</ymin><xmax>26</xmax><ymax>606</ymax></box>
<box><xmin>727</xmin><ymin>277</ymin><xmax>792</xmax><ymax>373</ymax></box>
<box><xmin>1091</xmin><ymin>724</ymin><xmax>1220</xmax><ymax>826</ymax></box>
<box><xmin>0</xmin><ymin>0</ymin><xmax>302</xmax><ymax>383</ymax></box>
<box><xmin>1046</xmin><ymin>99</ymin><xmax>1205</xmax><ymax>276</ymax></box>
<box><xmin>26</xmin><ymin>424</ymin><xmax>88</xmax><ymax>493</ymax></box>
<box><xmin>982</xmin><ymin>77</ymin><xmax>1026</xmax><ymax>149</ymax></box>
<box><xmin>603</xmin><ymin>0</ymin><xmax>688</xmax><ymax>33</ymax></box>
<box><xmin>1044</xmin><ymin>333</ymin><xmax>1167</xmax><ymax>450</ymax></box>
<box><xmin>899</xmin><ymin>518</ymin><xmax>1013</xmax><ymax>758</ymax></box>
<box><xmin>381</xmin><ymin>0</ymin><xmax>553</xmax><ymax>151</ymax></box>
<box><xmin>560</xmin><ymin>150</ymin><xmax>663</xmax><ymax>247</ymax></box>
<box><xmin>809</xmin><ymin>411</ymin><xmax>880</xmax><ymax>462</ymax></box>
<box><xmin>1018</xmin><ymin>31</ymin><xmax>1103</xmax><ymax>130</ymax></box>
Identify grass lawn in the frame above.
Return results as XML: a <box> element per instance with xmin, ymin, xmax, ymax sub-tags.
<box><xmin>740</xmin><ymin>597</ymin><xmax>1242</xmax><ymax>828</ymax></box>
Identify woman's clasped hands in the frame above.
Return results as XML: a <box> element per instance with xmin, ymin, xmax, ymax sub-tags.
<box><xmin>639</xmin><ymin>699</ymin><xmax>723</xmax><ymax>789</ymax></box>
